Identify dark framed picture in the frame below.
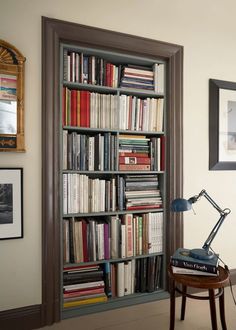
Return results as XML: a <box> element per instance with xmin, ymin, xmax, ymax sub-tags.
<box><xmin>0</xmin><ymin>168</ymin><xmax>23</xmax><ymax>239</ymax></box>
<box><xmin>209</xmin><ymin>79</ymin><xmax>236</xmax><ymax>170</ymax></box>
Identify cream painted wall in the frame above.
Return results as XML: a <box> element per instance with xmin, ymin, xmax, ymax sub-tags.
<box><xmin>0</xmin><ymin>0</ymin><xmax>236</xmax><ymax>311</ymax></box>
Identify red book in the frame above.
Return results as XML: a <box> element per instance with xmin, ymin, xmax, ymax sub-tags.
<box><xmin>124</xmin><ymin>214</ymin><xmax>133</xmax><ymax>257</ymax></box>
<box><xmin>119</xmin><ymin>156</ymin><xmax>151</xmax><ymax>165</ymax></box>
<box><xmin>110</xmin><ymin>64</ymin><xmax>114</xmax><ymax>87</ymax></box>
<box><xmin>70</xmin><ymin>89</ymin><xmax>77</xmax><ymax>126</ymax></box>
<box><xmin>80</xmin><ymin>91</ymin><xmax>90</xmax><ymax>127</ymax></box>
<box><xmin>85</xmin><ymin>91</ymin><xmax>90</xmax><ymax>127</ymax></box>
<box><xmin>106</xmin><ymin>63</ymin><xmax>111</xmax><ymax>87</ymax></box>
<box><xmin>64</xmin><ymin>287</ymin><xmax>104</xmax><ymax>299</ymax></box>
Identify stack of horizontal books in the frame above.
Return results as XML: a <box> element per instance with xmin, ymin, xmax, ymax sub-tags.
<box><xmin>170</xmin><ymin>248</ymin><xmax>219</xmax><ymax>276</ymax></box>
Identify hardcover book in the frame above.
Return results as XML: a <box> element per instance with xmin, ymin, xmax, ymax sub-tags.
<box><xmin>170</xmin><ymin>248</ymin><xmax>219</xmax><ymax>274</ymax></box>
<box><xmin>171</xmin><ymin>266</ymin><xmax>218</xmax><ymax>276</ymax></box>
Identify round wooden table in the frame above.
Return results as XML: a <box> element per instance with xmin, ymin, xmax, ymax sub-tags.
<box><xmin>168</xmin><ymin>264</ymin><xmax>229</xmax><ymax>330</ymax></box>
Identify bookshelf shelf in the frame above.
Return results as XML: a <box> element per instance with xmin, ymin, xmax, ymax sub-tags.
<box><xmin>42</xmin><ymin>17</ymin><xmax>183</xmax><ymax>326</ymax></box>
<box><xmin>63</xmin><ymin>126</ymin><xmax>164</xmax><ymax>135</ymax></box>
<box><xmin>63</xmin><ymin>81</ymin><xmax>164</xmax><ymax>97</ymax></box>
<box><xmin>62</xmin><ymin>208</ymin><xmax>164</xmax><ymax>218</ymax></box>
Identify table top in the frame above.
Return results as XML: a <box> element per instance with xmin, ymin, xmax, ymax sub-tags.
<box><xmin>168</xmin><ymin>264</ymin><xmax>229</xmax><ymax>289</ymax></box>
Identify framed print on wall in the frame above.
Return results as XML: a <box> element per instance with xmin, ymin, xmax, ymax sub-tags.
<box><xmin>209</xmin><ymin>79</ymin><xmax>236</xmax><ymax>170</ymax></box>
<box><xmin>0</xmin><ymin>168</ymin><xmax>23</xmax><ymax>239</ymax></box>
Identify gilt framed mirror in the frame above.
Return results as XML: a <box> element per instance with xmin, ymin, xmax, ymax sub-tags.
<box><xmin>0</xmin><ymin>40</ymin><xmax>26</xmax><ymax>152</ymax></box>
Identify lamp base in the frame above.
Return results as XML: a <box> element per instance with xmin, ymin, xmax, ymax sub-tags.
<box><xmin>190</xmin><ymin>248</ymin><xmax>214</xmax><ymax>260</ymax></box>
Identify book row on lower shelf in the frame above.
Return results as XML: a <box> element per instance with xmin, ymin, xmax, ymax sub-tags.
<box><xmin>63</xmin><ymin>212</ymin><xmax>163</xmax><ymax>264</ymax></box>
<box><xmin>63</xmin><ymin>131</ymin><xmax>164</xmax><ymax>172</ymax></box>
<box><xmin>63</xmin><ymin>255</ymin><xmax>162</xmax><ymax>308</ymax></box>
<box><xmin>62</xmin><ymin>88</ymin><xmax>164</xmax><ymax>131</ymax></box>
<box><xmin>63</xmin><ymin>174</ymin><xmax>162</xmax><ymax>214</ymax></box>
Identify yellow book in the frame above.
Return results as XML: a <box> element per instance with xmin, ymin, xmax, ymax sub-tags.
<box><xmin>63</xmin><ymin>295</ymin><xmax>107</xmax><ymax>308</ymax></box>
<box><xmin>119</xmin><ymin>134</ymin><xmax>146</xmax><ymax>139</ymax></box>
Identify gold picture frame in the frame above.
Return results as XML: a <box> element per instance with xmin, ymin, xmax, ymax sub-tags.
<box><xmin>0</xmin><ymin>40</ymin><xmax>26</xmax><ymax>152</ymax></box>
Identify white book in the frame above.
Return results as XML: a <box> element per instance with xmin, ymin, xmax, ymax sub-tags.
<box><xmin>63</xmin><ymin>173</ymin><xmax>68</xmax><ymax>214</ymax></box>
<box><xmin>63</xmin><ymin>280</ymin><xmax>104</xmax><ymax>291</ymax></box>
<box><xmin>67</xmin><ymin>55</ymin><xmax>71</xmax><ymax>81</ymax></box>
<box><xmin>97</xmin><ymin>223</ymin><xmax>104</xmax><ymax>260</ymax></box>
<box><xmin>67</xmin><ymin>173</ymin><xmax>72</xmax><ymax>214</ymax></box>
<box><xmin>79</xmin><ymin>174</ymin><xmax>83</xmax><ymax>213</ymax></box>
<box><xmin>111</xmin><ymin>216</ymin><xmax>120</xmax><ymax>259</ymax></box>
<box><xmin>131</xmin><ymin>259</ymin><xmax>136</xmax><ymax>294</ymax></box>
<box><xmin>153</xmin><ymin>63</ymin><xmax>158</xmax><ymax>93</ymax></box>
<box><xmin>124</xmin><ymin>261</ymin><xmax>132</xmax><ymax>295</ymax></box>
<box><xmin>88</xmin><ymin>136</ymin><xmax>95</xmax><ymax>171</ymax></box>
<box><xmin>157</xmin><ymin>63</ymin><xmax>164</xmax><ymax>94</ymax></box>
<box><xmin>117</xmin><ymin>262</ymin><xmax>125</xmax><ymax>297</ymax></box>
<box><xmin>172</xmin><ymin>266</ymin><xmax>218</xmax><ymax>276</ymax></box>
<box><xmin>90</xmin><ymin>93</ymin><xmax>95</xmax><ymax>128</ymax></box>
<box><xmin>100</xmin><ymin>179</ymin><xmax>106</xmax><ymax>212</ymax></box>
<box><xmin>157</xmin><ymin>98</ymin><xmax>164</xmax><ymax>132</ymax></box>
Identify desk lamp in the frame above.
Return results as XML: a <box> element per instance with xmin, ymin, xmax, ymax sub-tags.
<box><xmin>171</xmin><ymin>189</ymin><xmax>231</xmax><ymax>261</ymax></box>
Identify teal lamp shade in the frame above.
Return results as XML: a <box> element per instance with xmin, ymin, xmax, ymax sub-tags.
<box><xmin>171</xmin><ymin>198</ymin><xmax>192</xmax><ymax>212</ymax></box>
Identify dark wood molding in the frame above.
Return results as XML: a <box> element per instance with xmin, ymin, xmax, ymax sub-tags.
<box><xmin>41</xmin><ymin>16</ymin><xmax>183</xmax><ymax>326</ymax></box>
<box><xmin>0</xmin><ymin>305</ymin><xmax>42</xmax><ymax>330</ymax></box>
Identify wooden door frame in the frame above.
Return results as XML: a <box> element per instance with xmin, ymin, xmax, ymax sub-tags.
<box><xmin>42</xmin><ymin>16</ymin><xmax>183</xmax><ymax>326</ymax></box>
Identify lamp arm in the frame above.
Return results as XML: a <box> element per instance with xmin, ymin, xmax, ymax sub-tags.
<box><xmin>190</xmin><ymin>189</ymin><xmax>231</xmax><ymax>253</ymax></box>
<box><xmin>198</xmin><ymin>189</ymin><xmax>225</xmax><ymax>214</ymax></box>
<box><xmin>202</xmin><ymin>213</ymin><xmax>227</xmax><ymax>252</ymax></box>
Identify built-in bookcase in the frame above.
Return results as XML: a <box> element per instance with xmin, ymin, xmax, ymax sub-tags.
<box><xmin>61</xmin><ymin>44</ymin><xmax>167</xmax><ymax>316</ymax></box>
<box><xmin>42</xmin><ymin>17</ymin><xmax>183</xmax><ymax>325</ymax></box>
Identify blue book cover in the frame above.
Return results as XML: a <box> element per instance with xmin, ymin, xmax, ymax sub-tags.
<box><xmin>171</xmin><ymin>248</ymin><xmax>219</xmax><ymax>274</ymax></box>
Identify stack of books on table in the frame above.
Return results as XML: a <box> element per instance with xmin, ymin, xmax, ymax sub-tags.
<box><xmin>170</xmin><ymin>248</ymin><xmax>219</xmax><ymax>276</ymax></box>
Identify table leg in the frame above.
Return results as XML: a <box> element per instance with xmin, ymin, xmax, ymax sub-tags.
<box><xmin>180</xmin><ymin>285</ymin><xmax>187</xmax><ymax>320</ymax></box>
<box><xmin>169</xmin><ymin>279</ymin><xmax>176</xmax><ymax>330</ymax></box>
<box><xmin>219</xmin><ymin>288</ymin><xmax>227</xmax><ymax>330</ymax></box>
<box><xmin>209</xmin><ymin>289</ymin><xmax>218</xmax><ymax>330</ymax></box>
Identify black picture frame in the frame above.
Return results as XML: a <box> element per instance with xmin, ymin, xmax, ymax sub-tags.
<box><xmin>209</xmin><ymin>79</ymin><xmax>236</xmax><ymax>170</ymax></box>
<box><xmin>0</xmin><ymin>168</ymin><xmax>23</xmax><ymax>239</ymax></box>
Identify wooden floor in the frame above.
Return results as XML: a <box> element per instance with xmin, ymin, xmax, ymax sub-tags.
<box><xmin>40</xmin><ymin>286</ymin><xmax>236</xmax><ymax>330</ymax></box>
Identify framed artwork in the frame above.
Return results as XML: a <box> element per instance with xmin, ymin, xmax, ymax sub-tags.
<box><xmin>0</xmin><ymin>168</ymin><xmax>23</xmax><ymax>239</ymax></box>
<box><xmin>209</xmin><ymin>79</ymin><xmax>236</xmax><ymax>170</ymax></box>
<box><xmin>0</xmin><ymin>40</ymin><xmax>26</xmax><ymax>152</ymax></box>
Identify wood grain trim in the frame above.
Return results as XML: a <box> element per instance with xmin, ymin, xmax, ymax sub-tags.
<box><xmin>0</xmin><ymin>305</ymin><xmax>42</xmax><ymax>330</ymax></box>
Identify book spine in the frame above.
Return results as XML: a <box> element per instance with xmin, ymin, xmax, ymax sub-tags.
<box><xmin>170</xmin><ymin>258</ymin><xmax>217</xmax><ymax>274</ymax></box>
<box><xmin>63</xmin><ymin>295</ymin><xmax>107</xmax><ymax>308</ymax></box>
<box><xmin>119</xmin><ymin>156</ymin><xmax>151</xmax><ymax>165</ymax></box>
<box><xmin>119</xmin><ymin>164</ymin><xmax>150</xmax><ymax>171</ymax></box>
